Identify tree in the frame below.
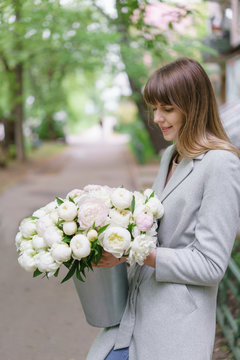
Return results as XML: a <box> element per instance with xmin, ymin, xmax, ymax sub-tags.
<box><xmin>0</xmin><ymin>0</ymin><xmax>116</xmax><ymax>160</ymax></box>
<box><xmin>90</xmin><ymin>0</ymin><xmax>207</xmax><ymax>153</ymax></box>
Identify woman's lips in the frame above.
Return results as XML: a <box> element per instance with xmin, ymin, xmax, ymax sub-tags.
<box><xmin>160</xmin><ymin>126</ymin><xmax>172</xmax><ymax>133</ymax></box>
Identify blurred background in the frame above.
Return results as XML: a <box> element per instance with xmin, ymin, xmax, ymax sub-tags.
<box><xmin>0</xmin><ymin>0</ymin><xmax>240</xmax><ymax>359</ymax></box>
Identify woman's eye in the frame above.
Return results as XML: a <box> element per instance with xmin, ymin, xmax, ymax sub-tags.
<box><xmin>164</xmin><ymin>107</ymin><xmax>173</xmax><ymax>113</ymax></box>
<box><xmin>152</xmin><ymin>108</ymin><xmax>157</xmax><ymax>112</ymax></box>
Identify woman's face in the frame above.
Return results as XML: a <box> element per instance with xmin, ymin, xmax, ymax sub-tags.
<box><xmin>153</xmin><ymin>103</ymin><xmax>184</xmax><ymax>141</ymax></box>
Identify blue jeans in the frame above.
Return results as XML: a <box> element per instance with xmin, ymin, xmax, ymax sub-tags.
<box><xmin>105</xmin><ymin>347</ymin><xmax>129</xmax><ymax>360</ymax></box>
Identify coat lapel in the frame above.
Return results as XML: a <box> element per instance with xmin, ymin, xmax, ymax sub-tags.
<box><xmin>153</xmin><ymin>145</ymin><xmax>206</xmax><ymax>202</ymax></box>
<box><xmin>159</xmin><ymin>157</ymin><xmax>194</xmax><ymax>202</ymax></box>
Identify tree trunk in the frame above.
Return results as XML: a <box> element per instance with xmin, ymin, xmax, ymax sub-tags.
<box><xmin>12</xmin><ymin>63</ymin><xmax>25</xmax><ymax>161</ymax></box>
<box><xmin>115</xmin><ymin>0</ymin><xmax>169</xmax><ymax>154</ymax></box>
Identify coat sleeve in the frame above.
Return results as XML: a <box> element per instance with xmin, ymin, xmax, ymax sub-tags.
<box><xmin>155</xmin><ymin>151</ymin><xmax>240</xmax><ymax>286</ymax></box>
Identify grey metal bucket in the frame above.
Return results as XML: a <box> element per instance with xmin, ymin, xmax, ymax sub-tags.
<box><xmin>73</xmin><ymin>262</ymin><xmax>129</xmax><ymax>328</ymax></box>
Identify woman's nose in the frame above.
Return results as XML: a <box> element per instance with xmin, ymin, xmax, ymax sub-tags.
<box><xmin>154</xmin><ymin>110</ymin><xmax>164</xmax><ymax>124</ymax></box>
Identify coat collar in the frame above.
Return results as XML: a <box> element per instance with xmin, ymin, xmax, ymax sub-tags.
<box><xmin>156</xmin><ymin>145</ymin><xmax>205</xmax><ymax>202</ymax></box>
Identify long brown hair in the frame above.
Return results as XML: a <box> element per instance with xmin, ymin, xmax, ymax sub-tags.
<box><xmin>144</xmin><ymin>57</ymin><xmax>240</xmax><ymax>158</ymax></box>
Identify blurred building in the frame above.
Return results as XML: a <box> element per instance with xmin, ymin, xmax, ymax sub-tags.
<box><xmin>204</xmin><ymin>0</ymin><xmax>240</xmax><ymax>148</ymax></box>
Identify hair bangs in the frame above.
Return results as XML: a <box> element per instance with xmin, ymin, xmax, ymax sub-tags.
<box><xmin>143</xmin><ymin>72</ymin><xmax>173</xmax><ymax>107</ymax></box>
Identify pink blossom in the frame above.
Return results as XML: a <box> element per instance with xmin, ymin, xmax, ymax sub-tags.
<box><xmin>136</xmin><ymin>213</ymin><xmax>154</xmax><ymax>232</ymax></box>
<box><xmin>78</xmin><ymin>197</ymin><xmax>109</xmax><ymax>229</ymax></box>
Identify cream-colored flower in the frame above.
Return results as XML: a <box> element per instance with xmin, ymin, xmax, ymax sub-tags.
<box><xmin>19</xmin><ymin>218</ymin><xmax>37</xmax><ymax>239</ymax></box>
<box><xmin>37</xmin><ymin>214</ymin><xmax>54</xmax><ymax>237</ymax></box>
<box><xmin>63</xmin><ymin>221</ymin><xmax>77</xmax><ymax>235</ymax></box>
<box><xmin>58</xmin><ymin>200</ymin><xmax>78</xmax><ymax>221</ymax></box>
<box><xmin>109</xmin><ymin>208</ymin><xmax>131</xmax><ymax>228</ymax></box>
<box><xmin>18</xmin><ymin>250</ymin><xmax>37</xmax><ymax>272</ymax></box>
<box><xmin>111</xmin><ymin>188</ymin><xmax>133</xmax><ymax>210</ymax></box>
<box><xmin>145</xmin><ymin>197</ymin><xmax>164</xmax><ymax>219</ymax></box>
<box><xmin>32</xmin><ymin>235</ymin><xmax>48</xmax><ymax>251</ymax></box>
<box><xmin>43</xmin><ymin>226</ymin><xmax>63</xmax><ymax>247</ymax></box>
<box><xmin>100</xmin><ymin>226</ymin><xmax>131</xmax><ymax>258</ymax></box>
<box><xmin>87</xmin><ymin>229</ymin><xmax>98</xmax><ymax>242</ymax></box>
<box><xmin>128</xmin><ymin>234</ymin><xmax>156</xmax><ymax>266</ymax></box>
<box><xmin>51</xmin><ymin>243</ymin><xmax>72</xmax><ymax>263</ymax></box>
<box><xmin>78</xmin><ymin>197</ymin><xmax>108</xmax><ymax>229</ymax></box>
<box><xmin>70</xmin><ymin>234</ymin><xmax>91</xmax><ymax>259</ymax></box>
<box><xmin>35</xmin><ymin>251</ymin><xmax>59</xmax><ymax>273</ymax></box>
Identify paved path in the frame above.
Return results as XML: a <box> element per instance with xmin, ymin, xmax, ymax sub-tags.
<box><xmin>0</xmin><ymin>133</ymin><xmax>145</xmax><ymax>360</ymax></box>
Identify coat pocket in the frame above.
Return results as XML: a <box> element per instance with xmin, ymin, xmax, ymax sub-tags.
<box><xmin>172</xmin><ymin>283</ymin><xmax>198</xmax><ymax>315</ymax></box>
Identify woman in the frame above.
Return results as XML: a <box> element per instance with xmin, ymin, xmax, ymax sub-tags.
<box><xmin>86</xmin><ymin>58</ymin><xmax>240</xmax><ymax>360</ymax></box>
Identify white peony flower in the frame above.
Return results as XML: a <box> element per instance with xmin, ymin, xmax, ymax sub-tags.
<box><xmin>19</xmin><ymin>240</ymin><xmax>34</xmax><ymax>253</ymax></box>
<box><xmin>44</xmin><ymin>200</ymin><xmax>57</xmax><ymax>214</ymax></box>
<box><xmin>100</xmin><ymin>226</ymin><xmax>131</xmax><ymax>258</ymax></box>
<box><xmin>145</xmin><ymin>197</ymin><xmax>164</xmax><ymax>219</ymax></box>
<box><xmin>78</xmin><ymin>197</ymin><xmax>109</xmax><ymax>229</ymax></box>
<box><xmin>32</xmin><ymin>208</ymin><xmax>46</xmax><ymax>218</ymax></box>
<box><xmin>133</xmin><ymin>204</ymin><xmax>146</xmax><ymax>219</ymax></box>
<box><xmin>58</xmin><ymin>200</ymin><xmax>78</xmax><ymax>221</ymax></box>
<box><xmin>35</xmin><ymin>251</ymin><xmax>59</xmax><ymax>273</ymax></box>
<box><xmin>111</xmin><ymin>188</ymin><xmax>133</xmax><ymax>210</ymax></box>
<box><xmin>49</xmin><ymin>209</ymin><xmax>59</xmax><ymax>224</ymax></box>
<box><xmin>37</xmin><ymin>214</ymin><xmax>54</xmax><ymax>237</ymax></box>
<box><xmin>70</xmin><ymin>234</ymin><xmax>91</xmax><ymax>260</ymax></box>
<box><xmin>15</xmin><ymin>231</ymin><xmax>24</xmax><ymax>250</ymax></box>
<box><xmin>32</xmin><ymin>235</ymin><xmax>48</xmax><ymax>251</ymax></box>
<box><xmin>19</xmin><ymin>218</ymin><xmax>37</xmax><ymax>239</ymax></box>
<box><xmin>133</xmin><ymin>191</ymin><xmax>146</xmax><ymax>207</ymax></box>
<box><xmin>63</xmin><ymin>221</ymin><xmax>77</xmax><ymax>235</ymax></box>
<box><xmin>109</xmin><ymin>208</ymin><xmax>131</xmax><ymax>228</ymax></box>
<box><xmin>84</xmin><ymin>185</ymin><xmax>112</xmax><ymax>207</ymax></box>
<box><xmin>51</xmin><ymin>243</ymin><xmax>72</xmax><ymax>263</ymax></box>
<box><xmin>18</xmin><ymin>250</ymin><xmax>37</xmax><ymax>272</ymax></box>
<box><xmin>132</xmin><ymin>225</ymin><xmax>141</xmax><ymax>238</ymax></box>
<box><xmin>128</xmin><ymin>234</ymin><xmax>156</xmax><ymax>266</ymax></box>
<box><xmin>144</xmin><ymin>188</ymin><xmax>154</xmax><ymax>198</ymax></box>
<box><xmin>43</xmin><ymin>226</ymin><xmax>63</xmax><ymax>247</ymax></box>
<box><xmin>66</xmin><ymin>189</ymin><xmax>84</xmax><ymax>200</ymax></box>
<box><xmin>87</xmin><ymin>229</ymin><xmax>98</xmax><ymax>242</ymax></box>
<box><xmin>83</xmin><ymin>184</ymin><xmax>103</xmax><ymax>192</ymax></box>
<box><xmin>146</xmin><ymin>221</ymin><xmax>158</xmax><ymax>237</ymax></box>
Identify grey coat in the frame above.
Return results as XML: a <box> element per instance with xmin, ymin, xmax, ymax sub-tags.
<box><xmin>86</xmin><ymin>145</ymin><xmax>240</xmax><ymax>360</ymax></box>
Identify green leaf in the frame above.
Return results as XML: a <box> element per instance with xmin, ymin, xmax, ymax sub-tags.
<box><xmin>128</xmin><ymin>223</ymin><xmax>136</xmax><ymax>234</ymax></box>
<box><xmin>33</xmin><ymin>268</ymin><xmax>42</xmax><ymax>277</ymax></box>
<box><xmin>68</xmin><ymin>196</ymin><xmax>75</xmax><ymax>203</ymax></box>
<box><xmin>54</xmin><ymin>268</ymin><xmax>60</xmax><ymax>277</ymax></box>
<box><xmin>149</xmin><ymin>191</ymin><xmax>154</xmax><ymax>199</ymax></box>
<box><xmin>168</xmin><ymin>22</ymin><xmax>173</xmax><ymax>30</ymax></box>
<box><xmin>56</xmin><ymin>197</ymin><xmax>64</xmax><ymax>205</ymax></box>
<box><xmin>63</xmin><ymin>258</ymin><xmax>74</xmax><ymax>269</ymax></box>
<box><xmin>30</xmin><ymin>216</ymin><xmax>39</xmax><ymax>220</ymax></box>
<box><xmin>131</xmin><ymin>195</ymin><xmax>135</xmax><ymax>213</ymax></box>
<box><xmin>98</xmin><ymin>224</ymin><xmax>109</xmax><ymax>235</ymax></box>
<box><xmin>76</xmin><ymin>262</ymin><xmax>84</xmax><ymax>281</ymax></box>
<box><xmin>62</xmin><ymin>236</ymin><xmax>71</xmax><ymax>243</ymax></box>
<box><xmin>76</xmin><ymin>229</ymin><xmax>84</xmax><ymax>233</ymax></box>
<box><xmin>61</xmin><ymin>260</ymin><xmax>77</xmax><ymax>283</ymax></box>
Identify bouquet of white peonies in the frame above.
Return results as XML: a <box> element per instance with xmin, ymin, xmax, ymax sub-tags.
<box><xmin>15</xmin><ymin>185</ymin><xmax>164</xmax><ymax>283</ymax></box>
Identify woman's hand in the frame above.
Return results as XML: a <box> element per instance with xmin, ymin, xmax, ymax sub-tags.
<box><xmin>144</xmin><ymin>249</ymin><xmax>157</xmax><ymax>268</ymax></box>
<box><xmin>93</xmin><ymin>250</ymin><xmax>127</xmax><ymax>268</ymax></box>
